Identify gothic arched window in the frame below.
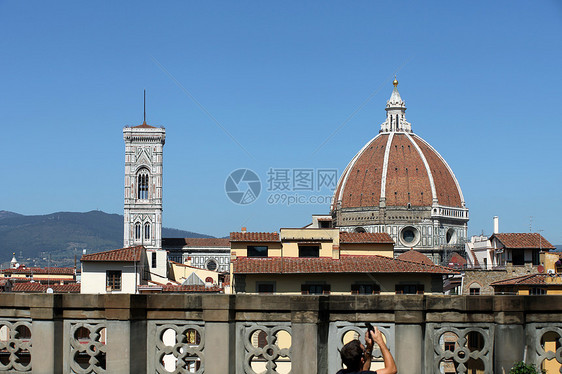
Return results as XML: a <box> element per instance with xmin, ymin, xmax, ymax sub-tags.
<box><xmin>137</xmin><ymin>169</ymin><xmax>149</xmax><ymax>200</ymax></box>
<box><xmin>144</xmin><ymin>223</ymin><xmax>150</xmax><ymax>240</ymax></box>
<box><xmin>135</xmin><ymin>223</ymin><xmax>141</xmax><ymax>240</ymax></box>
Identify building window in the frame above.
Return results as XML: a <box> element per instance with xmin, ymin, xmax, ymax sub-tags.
<box><xmin>301</xmin><ymin>284</ymin><xmax>330</xmax><ymax>295</ymax></box>
<box><xmin>299</xmin><ymin>245</ymin><xmax>319</xmax><ymax>258</ymax></box>
<box><xmin>469</xmin><ymin>287</ymin><xmax>480</xmax><ymax>295</ymax></box>
<box><xmin>256</xmin><ymin>282</ymin><xmax>275</xmax><ymax>294</ymax></box>
<box><xmin>351</xmin><ymin>284</ymin><xmax>381</xmax><ymax>295</ymax></box>
<box><xmin>400</xmin><ymin>226</ymin><xmax>419</xmax><ymax>246</ymax></box>
<box><xmin>151</xmin><ymin>252</ymin><xmax>157</xmax><ymax>268</ymax></box>
<box><xmin>446</xmin><ymin>228</ymin><xmax>456</xmax><ymax>244</ymax></box>
<box><xmin>144</xmin><ymin>223</ymin><xmax>150</xmax><ymax>240</ymax></box>
<box><xmin>137</xmin><ymin>169</ymin><xmax>149</xmax><ymax>199</ymax></box>
<box><xmin>532</xmin><ymin>250</ymin><xmax>540</xmax><ymax>266</ymax></box>
<box><xmin>106</xmin><ymin>271</ymin><xmax>122</xmax><ymax>291</ymax></box>
<box><xmin>206</xmin><ymin>259</ymin><xmax>217</xmax><ymax>271</ymax></box>
<box><xmin>529</xmin><ymin>287</ymin><xmax>546</xmax><ymax>295</ymax></box>
<box><xmin>247</xmin><ymin>246</ymin><xmax>268</xmax><ymax>258</ymax></box>
<box><xmin>512</xmin><ymin>249</ymin><xmax>524</xmax><ymax>266</ymax></box>
<box><xmin>135</xmin><ymin>223</ymin><xmax>141</xmax><ymax>240</ymax></box>
<box><xmin>395</xmin><ymin>284</ymin><xmax>424</xmax><ymax>295</ymax></box>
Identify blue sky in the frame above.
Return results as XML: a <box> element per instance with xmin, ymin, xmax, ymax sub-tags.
<box><xmin>1</xmin><ymin>1</ymin><xmax>561</xmax><ymax>243</ymax></box>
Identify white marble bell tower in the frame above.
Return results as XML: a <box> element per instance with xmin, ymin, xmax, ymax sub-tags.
<box><xmin>123</xmin><ymin>113</ymin><xmax>167</xmax><ymax>281</ymax></box>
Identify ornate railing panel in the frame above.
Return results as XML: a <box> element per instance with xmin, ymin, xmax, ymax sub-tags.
<box><xmin>236</xmin><ymin>322</ymin><xmax>292</xmax><ymax>374</ymax></box>
<box><xmin>427</xmin><ymin>323</ymin><xmax>494</xmax><ymax>374</ymax></box>
<box><xmin>147</xmin><ymin>320</ymin><xmax>205</xmax><ymax>374</ymax></box>
<box><xmin>328</xmin><ymin>321</ymin><xmax>395</xmax><ymax>371</ymax></box>
<box><xmin>528</xmin><ymin>323</ymin><xmax>562</xmax><ymax>373</ymax></box>
<box><xmin>64</xmin><ymin>320</ymin><xmax>107</xmax><ymax>374</ymax></box>
<box><xmin>0</xmin><ymin>319</ymin><xmax>32</xmax><ymax>372</ymax></box>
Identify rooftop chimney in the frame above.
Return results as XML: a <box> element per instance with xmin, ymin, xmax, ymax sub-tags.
<box><xmin>241</xmin><ymin>227</ymin><xmax>247</xmax><ymax>233</ymax></box>
<box><xmin>493</xmin><ymin>216</ymin><xmax>499</xmax><ymax>234</ymax></box>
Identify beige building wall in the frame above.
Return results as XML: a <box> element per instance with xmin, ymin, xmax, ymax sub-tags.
<box><xmin>231</xmin><ymin>242</ymin><xmax>282</xmax><ymax>257</ymax></box>
<box><xmin>279</xmin><ymin>228</ymin><xmax>340</xmax><ymax>257</ymax></box>
<box><xmin>169</xmin><ymin>262</ymin><xmax>220</xmax><ymax>284</ymax></box>
<box><xmin>239</xmin><ymin>273</ymin><xmax>437</xmax><ymax>295</ymax></box>
<box><xmin>339</xmin><ymin>243</ymin><xmax>394</xmax><ymax>257</ymax></box>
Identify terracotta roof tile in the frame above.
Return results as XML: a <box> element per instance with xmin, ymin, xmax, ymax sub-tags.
<box><xmin>490</xmin><ymin>274</ymin><xmax>562</xmax><ymax>286</ymax></box>
<box><xmin>0</xmin><ymin>267</ymin><xmax>75</xmax><ymax>275</ymax></box>
<box><xmin>161</xmin><ymin>285</ymin><xmax>223</xmax><ymax>293</ymax></box>
<box><xmin>334</xmin><ymin>133</ymin><xmax>463</xmax><ymax>210</ymax></box>
<box><xmin>449</xmin><ymin>253</ymin><xmax>467</xmax><ymax>266</ymax></box>
<box><xmin>340</xmin><ymin>232</ymin><xmax>394</xmax><ymax>244</ymax></box>
<box><xmin>397</xmin><ymin>250</ymin><xmax>434</xmax><ymax>265</ymax></box>
<box><xmin>132</xmin><ymin>121</ymin><xmax>156</xmax><ymax>128</ymax></box>
<box><xmin>81</xmin><ymin>246</ymin><xmax>144</xmax><ymax>262</ymax></box>
<box><xmin>230</xmin><ymin>232</ymin><xmax>280</xmax><ymax>242</ymax></box>
<box><xmin>232</xmin><ymin>255</ymin><xmax>457</xmax><ymax>275</ymax></box>
<box><xmin>12</xmin><ymin>282</ymin><xmax>80</xmax><ymax>293</ymax></box>
<box><xmin>163</xmin><ymin>238</ymin><xmax>230</xmax><ymax>247</ymax></box>
<box><xmin>491</xmin><ymin>233</ymin><xmax>555</xmax><ymax>250</ymax></box>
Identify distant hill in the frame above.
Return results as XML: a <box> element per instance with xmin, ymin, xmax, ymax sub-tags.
<box><xmin>0</xmin><ymin>210</ymin><xmax>213</xmax><ymax>266</ymax></box>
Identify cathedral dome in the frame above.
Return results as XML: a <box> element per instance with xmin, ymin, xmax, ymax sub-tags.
<box><xmin>331</xmin><ymin>80</ymin><xmax>467</xmax><ymax>230</ymax></box>
<box><xmin>332</xmin><ymin>131</ymin><xmax>464</xmax><ymax>210</ymax></box>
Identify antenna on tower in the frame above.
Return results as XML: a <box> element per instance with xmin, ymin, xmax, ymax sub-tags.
<box><xmin>529</xmin><ymin>216</ymin><xmax>533</xmax><ymax>232</ymax></box>
<box><xmin>143</xmin><ymin>89</ymin><xmax>146</xmax><ymax>124</ymax></box>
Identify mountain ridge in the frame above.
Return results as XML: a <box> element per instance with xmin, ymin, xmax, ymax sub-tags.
<box><xmin>0</xmin><ymin>210</ymin><xmax>213</xmax><ymax>266</ymax></box>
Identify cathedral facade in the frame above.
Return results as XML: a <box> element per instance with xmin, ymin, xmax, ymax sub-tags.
<box><xmin>331</xmin><ymin>79</ymin><xmax>469</xmax><ymax>264</ymax></box>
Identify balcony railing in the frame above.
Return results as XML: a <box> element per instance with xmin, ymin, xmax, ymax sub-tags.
<box><xmin>0</xmin><ymin>294</ymin><xmax>561</xmax><ymax>373</ymax></box>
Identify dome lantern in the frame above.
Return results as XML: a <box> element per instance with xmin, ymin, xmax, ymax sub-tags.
<box><xmin>381</xmin><ymin>78</ymin><xmax>412</xmax><ymax>133</ymax></box>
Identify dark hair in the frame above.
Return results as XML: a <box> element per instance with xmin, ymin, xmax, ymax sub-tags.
<box><xmin>340</xmin><ymin>339</ymin><xmax>363</xmax><ymax>371</ymax></box>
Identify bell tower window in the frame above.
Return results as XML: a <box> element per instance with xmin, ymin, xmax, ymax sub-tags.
<box><xmin>144</xmin><ymin>223</ymin><xmax>151</xmax><ymax>240</ymax></box>
<box><xmin>137</xmin><ymin>169</ymin><xmax>149</xmax><ymax>200</ymax></box>
<box><xmin>135</xmin><ymin>223</ymin><xmax>141</xmax><ymax>240</ymax></box>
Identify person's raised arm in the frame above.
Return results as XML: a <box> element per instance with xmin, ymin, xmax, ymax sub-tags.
<box><xmin>362</xmin><ymin>330</ymin><xmax>374</xmax><ymax>371</ymax></box>
<box><xmin>371</xmin><ymin>327</ymin><xmax>397</xmax><ymax>374</ymax></box>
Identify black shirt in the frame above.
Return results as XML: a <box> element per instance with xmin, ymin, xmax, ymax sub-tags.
<box><xmin>335</xmin><ymin>370</ymin><xmax>377</xmax><ymax>374</ymax></box>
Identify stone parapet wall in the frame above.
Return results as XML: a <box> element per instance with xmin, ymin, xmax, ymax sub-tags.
<box><xmin>0</xmin><ymin>294</ymin><xmax>561</xmax><ymax>373</ymax></box>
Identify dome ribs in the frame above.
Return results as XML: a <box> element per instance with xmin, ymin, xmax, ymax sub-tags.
<box><xmin>412</xmin><ymin>136</ymin><xmax>462</xmax><ymax>208</ymax></box>
<box><xmin>384</xmin><ymin>134</ymin><xmax>431</xmax><ymax>207</ymax></box>
<box><xmin>340</xmin><ymin>135</ymin><xmax>387</xmax><ymax>208</ymax></box>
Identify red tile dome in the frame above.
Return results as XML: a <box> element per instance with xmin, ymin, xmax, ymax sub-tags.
<box><xmin>332</xmin><ymin>132</ymin><xmax>464</xmax><ymax>210</ymax></box>
<box><xmin>331</xmin><ymin>79</ymin><xmax>465</xmax><ymax>213</ymax></box>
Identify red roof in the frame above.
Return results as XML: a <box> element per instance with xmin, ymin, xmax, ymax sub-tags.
<box><xmin>132</xmin><ymin>121</ymin><xmax>156</xmax><ymax>129</ymax></box>
<box><xmin>397</xmin><ymin>250</ymin><xmax>434</xmax><ymax>265</ymax></box>
<box><xmin>339</xmin><ymin>232</ymin><xmax>394</xmax><ymax>244</ymax></box>
<box><xmin>230</xmin><ymin>232</ymin><xmax>280</xmax><ymax>242</ymax></box>
<box><xmin>161</xmin><ymin>285</ymin><xmax>223</xmax><ymax>293</ymax></box>
<box><xmin>232</xmin><ymin>255</ymin><xmax>457</xmax><ymax>275</ymax></box>
<box><xmin>169</xmin><ymin>238</ymin><xmax>230</xmax><ymax>247</ymax></box>
<box><xmin>81</xmin><ymin>246</ymin><xmax>144</xmax><ymax>262</ymax></box>
<box><xmin>449</xmin><ymin>253</ymin><xmax>467</xmax><ymax>266</ymax></box>
<box><xmin>12</xmin><ymin>282</ymin><xmax>80</xmax><ymax>293</ymax></box>
<box><xmin>1</xmin><ymin>267</ymin><xmax>75</xmax><ymax>275</ymax></box>
<box><xmin>491</xmin><ymin>233</ymin><xmax>555</xmax><ymax>250</ymax></box>
<box><xmin>490</xmin><ymin>274</ymin><xmax>562</xmax><ymax>286</ymax></box>
<box><xmin>333</xmin><ymin>133</ymin><xmax>463</xmax><ymax>210</ymax></box>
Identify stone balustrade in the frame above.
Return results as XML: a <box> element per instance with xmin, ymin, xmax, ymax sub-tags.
<box><xmin>0</xmin><ymin>294</ymin><xmax>561</xmax><ymax>373</ymax></box>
